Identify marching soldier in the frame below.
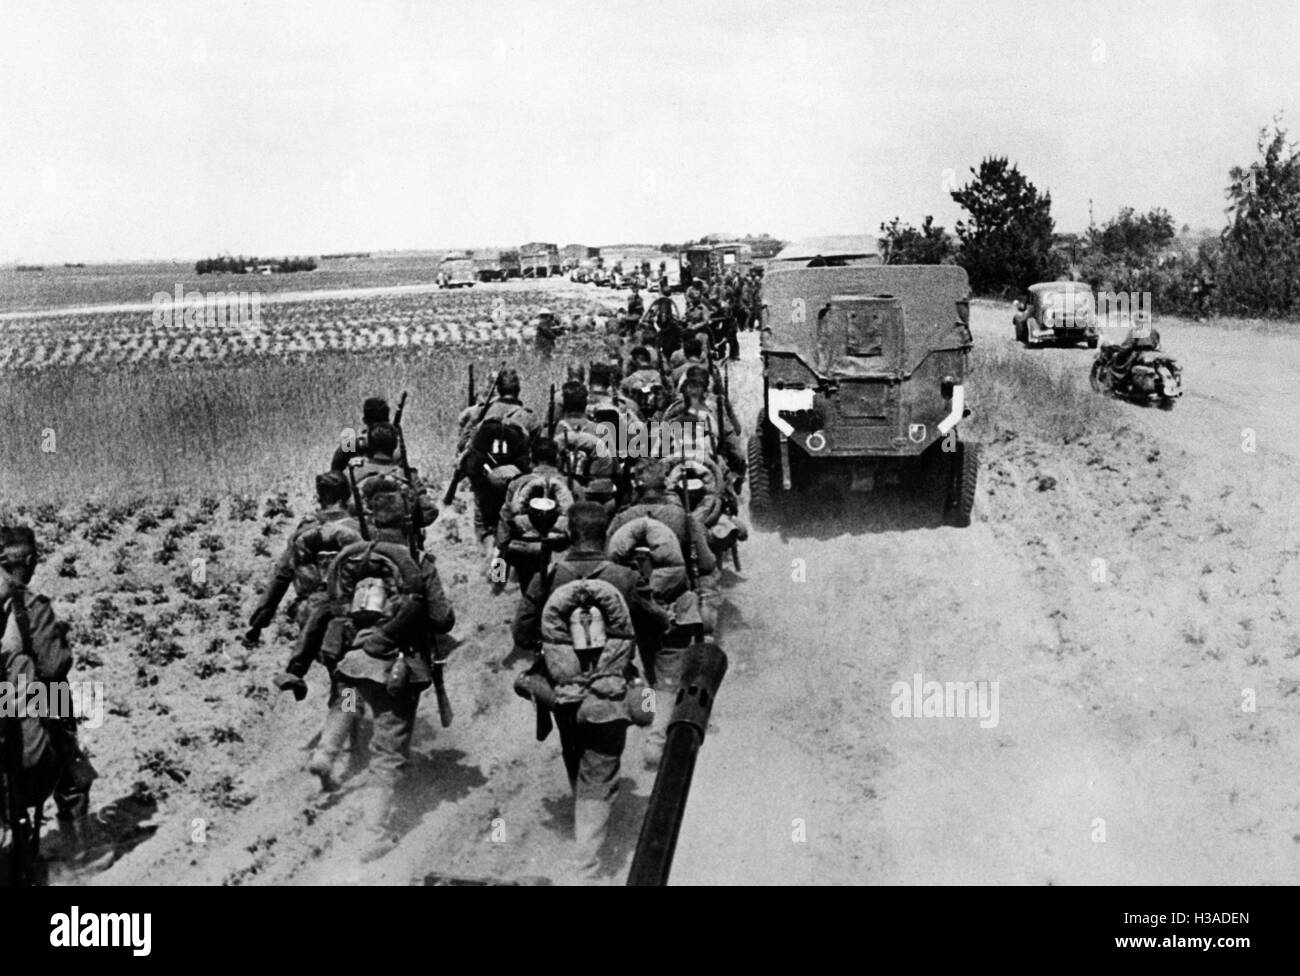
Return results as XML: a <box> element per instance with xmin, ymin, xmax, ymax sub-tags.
<box><xmin>534</xmin><ymin>308</ymin><xmax>562</xmax><ymax>359</ymax></box>
<box><xmin>1</xmin><ymin>525</ymin><xmax>105</xmax><ymax>880</ymax></box>
<box><xmin>331</xmin><ymin>397</ymin><xmax>403</xmax><ymax>471</ymax></box>
<box><xmin>511</xmin><ymin>503</ymin><xmax>654</xmax><ymax>881</ymax></box>
<box><xmin>456</xmin><ymin>368</ymin><xmax>542</xmax><ymax>451</ymax></box>
<box><xmin>308</xmin><ymin>492</ymin><xmax>455</xmax><ymax>862</ymax></box>
<box><xmin>246</xmin><ymin>472</ymin><xmax>363</xmax><ymax>699</ymax></box>
<box><xmin>605</xmin><ymin>461</ymin><xmax>720</xmax><ymax>768</ymax></box>
<box><xmin>349</xmin><ymin>422</ymin><xmax>440</xmax><ymax>532</ymax></box>
<box><xmin>626</xmin><ymin>284</ymin><xmax>645</xmax><ymax>320</ymax></box>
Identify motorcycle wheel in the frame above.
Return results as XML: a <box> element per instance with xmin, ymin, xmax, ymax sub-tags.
<box><xmin>1089</xmin><ymin>359</ymin><xmax>1109</xmax><ymax>393</ymax></box>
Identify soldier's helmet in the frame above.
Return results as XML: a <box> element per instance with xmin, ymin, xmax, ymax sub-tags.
<box><xmin>498</xmin><ymin>368</ymin><xmax>522</xmax><ymax>398</ymax></box>
<box><xmin>316</xmin><ymin>471</ymin><xmax>350</xmax><ymax>505</ymax></box>
<box><xmin>362</xmin><ymin>397</ymin><xmax>390</xmax><ymax>425</ymax></box>
<box><xmin>367</xmin><ymin>423</ymin><xmax>400</xmax><ymax>457</ymax></box>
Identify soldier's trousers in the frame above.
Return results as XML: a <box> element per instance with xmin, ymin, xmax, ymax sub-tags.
<box><xmin>472</xmin><ymin>481</ymin><xmax>507</xmax><ymax>543</ymax></box>
<box><xmin>641</xmin><ymin>630</ymin><xmax>693</xmax><ymax>757</ymax></box>
<box><xmin>318</xmin><ymin>676</ymin><xmax>417</xmax><ymax>789</ymax></box>
<box><xmin>7</xmin><ymin>728</ymin><xmax>91</xmax><ymax>824</ymax></box>
<box><xmin>553</xmin><ymin>704</ymin><xmax>626</xmax><ymax>803</ymax></box>
<box><xmin>286</xmin><ymin>593</ymin><xmax>331</xmax><ymax>679</ymax></box>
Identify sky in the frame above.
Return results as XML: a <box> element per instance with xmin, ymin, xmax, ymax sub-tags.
<box><xmin>1</xmin><ymin>0</ymin><xmax>1297</xmax><ymax>263</ymax></box>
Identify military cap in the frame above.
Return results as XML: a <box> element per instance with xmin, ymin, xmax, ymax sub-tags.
<box><xmin>362</xmin><ymin>397</ymin><xmax>390</xmax><ymax>424</ymax></box>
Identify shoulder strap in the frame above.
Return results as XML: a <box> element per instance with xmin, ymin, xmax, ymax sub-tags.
<box><xmin>4</xmin><ymin>590</ymin><xmax>36</xmax><ymax>666</ymax></box>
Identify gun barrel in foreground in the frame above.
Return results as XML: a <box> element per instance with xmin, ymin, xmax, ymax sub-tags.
<box><xmin>626</xmin><ymin>640</ymin><xmax>728</xmax><ymax>887</ymax></box>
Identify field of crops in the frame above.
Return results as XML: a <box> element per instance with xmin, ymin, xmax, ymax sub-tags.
<box><xmin>0</xmin><ymin>282</ymin><xmax>621</xmax><ymax>503</ymax></box>
<box><xmin>0</xmin><ymin>288</ymin><xmax>611</xmax><ymax>370</ymax></box>
<box><xmin>0</xmin><ymin>255</ymin><xmax>460</xmax><ymax>313</ymax></box>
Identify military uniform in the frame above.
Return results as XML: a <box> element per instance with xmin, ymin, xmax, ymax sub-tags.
<box><xmin>310</xmin><ymin>535</ymin><xmax>455</xmax><ymax>861</ymax></box>
<box><xmin>349</xmin><ymin>453</ymin><xmax>440</xmax><ymax>531</ymax></box>
<box><xmin>248</xmin><ymin>506</ymin><xmax>363</xmax><ymax>696</ymax></box>
<box><xmin>330</xmin><ymin>430</ymin><xmax>405</xmax><ymax>472</ymax></box>
<box><xmin>535</xmin><ymin>315</ymin><xmax>560</xmax><ymax>358</ymax></box>
<box><xmin>494</xmin><ymin>463</ymin><xmax>574</xmax><ymax>595</ymax></box>
<box><xmin>512</xmin><ymin>546</ymin><xmax>653</xmax><ymax>879</ymax></box>
<box><xmin>0</xmin><ymin>570</ymin><xmax>97</xmax><ymax>878</ymax></box>
<box><xmin>606</xmin><ymin>494</ymin><xmax>720</xmax><ymax>767</ymax></box>
<box><xmin>458</xmin><ymin>396</ymin><xmax>542</xmax><ymax>451</ymax></box>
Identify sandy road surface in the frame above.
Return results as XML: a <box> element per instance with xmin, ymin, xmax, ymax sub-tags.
<box><xmin>85</xmin><ymin>292</ymin><xmax>1300</xmax><ymax>886</ymax></box>
<box><xmin>676</xmin><ymin>306</ymin><xmax>1300</xmax><ymax>885</ymax></box>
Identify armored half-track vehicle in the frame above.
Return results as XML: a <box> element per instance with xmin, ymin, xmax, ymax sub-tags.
<box><xmin>748</xmin><ymin>264</ymin><xmax>979</xmax><ymax>526</ymax></box>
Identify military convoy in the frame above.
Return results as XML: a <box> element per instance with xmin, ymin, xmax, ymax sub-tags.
<box><xmin>747</xmin><ymin>264</ymin><xmax>979</xmax><ymax>527</ymax></box>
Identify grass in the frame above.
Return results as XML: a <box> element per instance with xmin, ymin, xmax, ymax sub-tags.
<box><xmin>1</xmin><ymin>339</ymin><xmax>606</xmax><ymax>504</ymax></box>
<box><xmin>967</xmin><ymin>340</ymin><xmax>1125</xmax><ymax>446</ymax></box>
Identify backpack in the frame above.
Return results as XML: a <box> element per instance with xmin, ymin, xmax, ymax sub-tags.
<box><xmin>292</xmin><ymin>515</ymin><xmax>364</xmax><ymax>598</ymax></box>
<box><xmin>322</xmin><ymin>540</ymin><xmax>423</xmax><ymax>680</ymax></box>
<box><xmin>539</xmin><ymin>573</ymin><xmax>637</xmax><ymax>724</ymax></box>
<box><xmin>553</xmin><ymin>427</ymin><xmax>609</xmax><ymax>486</ymax></box>
<box><xmin>503</xmin><ymin>472</ymin><xmax>575</xmax><ymax>557</ymax></box>
<box><xmin>468</xmin><ymin>417</ymin><xmax>531</xmax><ymax>489</ymax></box>
<box><xmin>606</xmin><ymin>515</ymin><xmax>687</xmax><ymax>604</ymax></box>
<box><xmin>664</xmin><ymin>457</ymin><xmax>724</xmax><ymax>526</ymax></box>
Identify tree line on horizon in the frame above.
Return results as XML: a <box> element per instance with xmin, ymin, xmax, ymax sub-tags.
<box><xmin>879</xmin><ymin>117</ymin><xmax>1300</xmax><ymax>318</ymax></box>
<box><xmin>195</xmin><ymin>255</ymin><xmax>318</xmax><ymax>275</ymax></box>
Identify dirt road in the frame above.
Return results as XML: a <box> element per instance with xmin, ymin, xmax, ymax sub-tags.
<box><xmin>76</xmin><ymin>297</ymin><xmax>1300</xmax><ymax>886</ymax></box>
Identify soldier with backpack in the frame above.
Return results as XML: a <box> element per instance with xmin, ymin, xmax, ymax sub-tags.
<box><xmin>1</xmin><ymin>525</ymin><xmax>105</xmax><ymax>882</ymax></box>
<box><xmin>309</xmin><ymin>489</ymin><xmax>455</xmax><ymax>862</ymax></box>
<box><xmin>449</xmin><ymin>368</ymin><xmax>541</xmax><ymax>551</ymax></box>
<box><xmin>605</xmin><ymin>460</ymin><xmax>720</xmax><ymax>768</ymax></box>
<box><xmin>349</xmin><ymin>422</ymin><xmax>439</xmax><ymax>534</ymax></box>
<box><xmin>510</xmin><ymin>503</ymin><xmax>655</xmax><ymax>881</ymax></box>
<box><xmin>330</xmin><ymin>396</ymin><xmax>404</xmax><ymax>471</ymax></box>
<box><xmin>246</xmin><ymin>472</ymin><xmax>364</xmax><ymax>700</ymax></box>
<box><xmin>493</xmin><ymin>441</ymin><xmax>575</xmax><ymax>596</ymax></box>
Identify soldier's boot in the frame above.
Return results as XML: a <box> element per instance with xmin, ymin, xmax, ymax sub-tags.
<box><xmin>357</xmin><ymin>783</ymin><xmax>397</xmax><ymax>864</ymax></box>
<box><xmin>568</xmin><ymin>797</ymin><xmax>610</xmax><ymax>883</ymax></box>
<box><xmin>6</xmin><ymin>814</ymin><xmax>39</xmax><ymax>885</ymax></box>
<box><xmin>45</xmin><ymin>815</ymin><xmax>115</xmax><ymax>874</ymax></box>
<box><xmin>273</xmin><ymin>672</ymin><xmax>309</xmax><ymax>701</ymax></box>
<box><xmin>308</xmin><ymin>708</ymin><xmax>354</xmax><ymax>792</ymax></box>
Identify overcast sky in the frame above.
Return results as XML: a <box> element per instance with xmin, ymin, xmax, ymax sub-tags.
<box><xmin>2</xmin><ymin>0</ymin><xmax>1297</xmax><ymax>263</ymax></box>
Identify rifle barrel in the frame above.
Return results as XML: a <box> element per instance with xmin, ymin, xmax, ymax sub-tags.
<box><xmin>626</xmin><ymin>642</ymin><xmax>728</xmax><ymax>886</ymax></box>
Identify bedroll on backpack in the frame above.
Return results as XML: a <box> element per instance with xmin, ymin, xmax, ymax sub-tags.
<box><xmin>540</xmin><ymin>578</ymin><xmax>637</xmax><ymax>723</ymax></box>
<box><xmin>506</xmin><ymin>473</ymin><xmax>575</xmax><ymax>540</ymax></box>
<box><xmin>322</xmin><ymin>541</ymin><xmax>423</xmax><ymax>675</ymax></box>
<box><xmin>606</xmin><ymin>516</ymin><xmax>687</xmax><ymax>604</ymax></box>
<box><xmin>665</xmin><ymin>456</ymin><xmax>725</xmax><ymax>526</ymax></box>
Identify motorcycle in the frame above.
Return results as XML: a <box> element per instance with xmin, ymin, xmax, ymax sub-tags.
<box><xmin>1089</xmin><ymin>332</ymin><xmax>1182</xmax><ymax>409</ymax></box>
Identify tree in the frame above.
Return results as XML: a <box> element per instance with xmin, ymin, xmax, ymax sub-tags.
<box><xmin>879</xmin><ymin>216</ymin><xmax>955</xmax><ymax>265</ymax></box>
<box><xmin>1079</xmin><ymin>207</ymin><xmax>1176</xmax><ymax>299</ymax></box>
<box><xmin>950</xmin><ymin>157</ymin><xmax>1062</xmax><ymax>293</ymax></box>
<box><xmin>1217</xmin><ymin>120</ymin><xmax>1300</xmax><ymax>315</ymax></box>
